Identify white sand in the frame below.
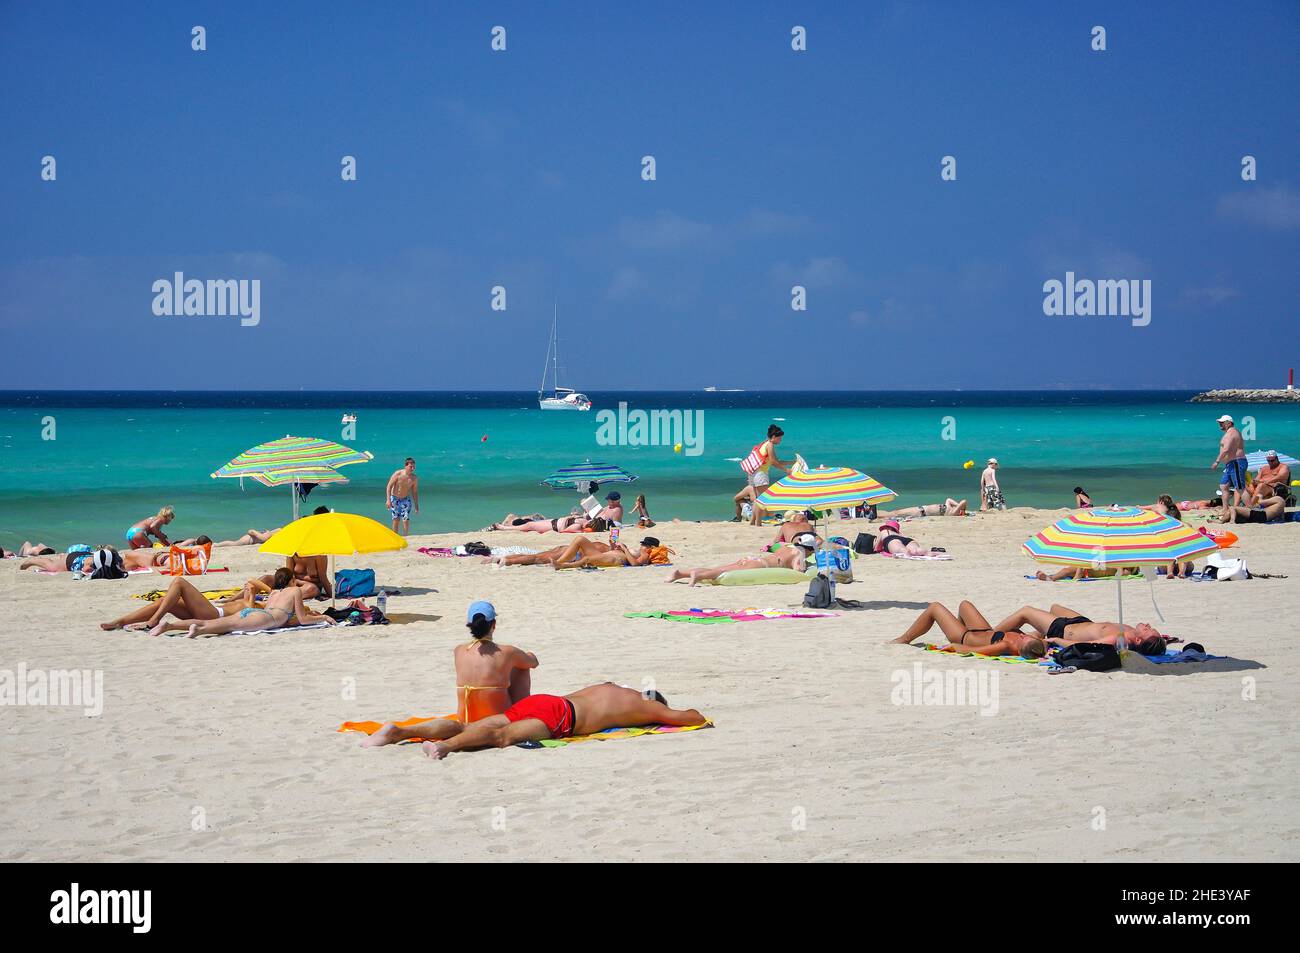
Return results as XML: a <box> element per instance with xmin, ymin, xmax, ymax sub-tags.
<box><xmin>2</xmin><ymin>508</ymin><xmax>1297</xmax><ymax>861</ymax></box>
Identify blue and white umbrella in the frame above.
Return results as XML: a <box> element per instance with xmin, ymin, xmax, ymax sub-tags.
<box><xmin>1245</xmin><ymin>450</ymin><xmax>1297</xmax><ymax>472</ymax></box>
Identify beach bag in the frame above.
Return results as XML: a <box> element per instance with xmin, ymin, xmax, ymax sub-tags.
<box><xmin>1054</xmin><ymin>642</ymin><xmax>1121</xmax><ymax>672</ymax></box>
<box><xmin>740</xmin><ymin>443</ymin><xmax>765</xmax><ymax>476</ymax></box>
<box><xmin>88</xmin><ymin>547</ymin><xmax>127</xmax><ymax>580</ymax></box>
<box><xmin>1205</xmin><ymin>552</ymin><xmax>1249</xmax><ymax>582</ymax></box>
<box><xmin>645</xmin><ymin>545</ymin><xmax>675</xmax><ymax>565</ymax></box>
<box><xmin>802</xmin><ymin>574</ymin><xmax>834</xmax><ymax>609</ymax></box>
<box><xmin>165</xmin><ymin>543</ymin><xmax>210</xmax><ymax>576</ymax></box>
<box><xmin>815</xmin><ymin>545</ymin><xmax>853</xmax><ymax>583</ymax></box>
<box><xmin>334</xmin><ymin>568</ymin><xmax>376</xmax><ymax>598</ymax></box>
<box><xmin>853</xmin><ymin>532</ymin><xmax>876</xmax><ymax>555</ymax></box>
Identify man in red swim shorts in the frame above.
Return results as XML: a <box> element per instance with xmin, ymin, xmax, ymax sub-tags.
<box><xmin>422</xmin><ymin>682</ymin><xmax>707</xmax><ymax>760</ymax></box>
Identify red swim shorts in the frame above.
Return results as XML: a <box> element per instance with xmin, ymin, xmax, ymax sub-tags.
<box><xmin>504</xmin><ymin>694</ymin><xmax>576</xmax><ymax>739</ymax></box>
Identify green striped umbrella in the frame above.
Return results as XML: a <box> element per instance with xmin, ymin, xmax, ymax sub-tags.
<box><xmin>542</xmin><ymin>461</ymin><xmax>638</xmax><ymax>490</ymax></box>
<box><xmin>212</xmin><ymin>436</ymin><xmax>372</xmax><ymax>518</ymax></box>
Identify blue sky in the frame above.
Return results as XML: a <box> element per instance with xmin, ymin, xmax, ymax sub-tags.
<box><xmin>2</xmin><ymin>0</ymin><xmax>1297</xmax><ymax>390</ymax></box>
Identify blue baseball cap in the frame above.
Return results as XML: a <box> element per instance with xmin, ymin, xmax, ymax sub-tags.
<box><xmin>466</xmin><ymin>600</ymin><xmax>496</xmax><ymax>623</ymax></box>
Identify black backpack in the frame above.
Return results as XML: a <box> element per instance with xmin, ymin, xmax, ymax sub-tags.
<box><xmin>88</xmin><ymin>547</ymin><xmax>128</xmax><ymax>580</ymax></box>
<box><xmin>853</xmin><ymin>533</ymin><xmax>876</xmax><ymax>555</ymax></box>
<box><xmin>1054</xmin><ymin>642</ymin><xmax>1121</xmax><ymax>672</ymax></box>
<box><xmin>803</xmin><ymin>573</ymin><xmax>834</xmax><ymax>609</ymax></box>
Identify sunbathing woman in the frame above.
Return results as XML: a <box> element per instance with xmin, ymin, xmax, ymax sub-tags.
<box><xmin>362</xmin><ymin>601</ymin><xmax>539</xmax><ymax>747</ymax></box>
<box><xmin>993</xmin><ymin>602</ymin><xmax>1166</xmax><ymax>655</ymax></box>
<box><xmin>1219</xmin><ymin>496</ymin><xmax>1287</xmax><ymax>524</ymax></box>
<box><xmin>890</xmin><ymin>601</ymin><xmax>1047</xmax><ymax>659</ymax></box>
<box><xmin>485</xmin><ymin>540</ymin><xmax>609</xmax><ymax>567</ymax></box>
<box><xmin>208</xmin><ymin>528</ymin><xmax>281</xmax><ymax>546</ymax></box>
<box><xmin>19</xmin><ymin>547</ymin><xmax>169</xmax><ymax>573</ymax></box>
<box><xmin>881</xmin><ymin>499</ymin><xmax>968</xmax><ymax>518</ymax></box>
<box><xmin>1</xmin><ymin>541</ymin><xmax>56</xmax><ymax>558</ymax></box>
<box><xmin>99</xmin><ymin>571</ymin><xmax>282</xmax><ymax>631</ymax></box>
<box><xmin>258</xmin><ymin>553</ymin><xmax>331</xmax><ymax>599</ymax></box>
<box><xmin>126</xmin><ymin>506</ymin><xmax>175</xmax><ymax>549</ymax></box>
<box><xmin>1034</xmin><ymin>566</ymin><xmax>1142</xmax><ymax>582</ymax></box>
<box><xmin>148</xmin><ymin>572</ymin><xmax>334</xmax><ymax>638</ymax></box>
<box><xmin>875</xmin><ymin>520</ymin><xmax>946</xmax><ymax>556</ymax></box>
<box><xmin>487</xmin><ymin>513</ymin><xmax>590</xmax><ymax>533</ymax></box>
<box><xmin>667</xmin><ymin>534</ymin><xmax>813</xmax><ymax>586</ymax></box>
<box><xmin>768</xmin><ymin>510</ymin><xmax>820</xmax><ymax>548</ymax></box>
<box><xmin>553</xmin><ymin>536</ymin><xmax>666</xmax><ymax>570</ymax></box>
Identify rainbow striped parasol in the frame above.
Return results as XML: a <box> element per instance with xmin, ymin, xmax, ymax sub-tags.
<box><xmin>211</xmin><ymin>436</ymin><xmax>372</xmax><ymax>479</ymax></box>
<box><xmin>212</xmin><ymin>436</ymin><xmax>372</xmax><ymax>518</ymax></box>
<box><xmin>755</xmin><ymin>466</ymin><xmax>896</xmax><ymax>512</ymax></box>
<box><xmin>1023</xmin><ymin>506</ymin><xmax>1220</xmax><ymax>623</ymax></box>
<box><xmin>1022</xmin><ymin>506</ymin><xmax>1219</xmax><ymax>569</ymax></box>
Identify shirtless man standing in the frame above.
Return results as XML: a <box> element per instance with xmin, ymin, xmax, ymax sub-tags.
<box><xmin>385</xmin><ymin>457</ymin><xmax>420</xmax><ymax>535</ymax></box>
<box><xmin>422</xmin><ymin>682</ymin><xmax>708</xmax><ymax>760</ymax></box>
<box><xmin>1210</xmin><ymin>415</ymin><xmax>1248</xmax><ymax>509</ymax></box>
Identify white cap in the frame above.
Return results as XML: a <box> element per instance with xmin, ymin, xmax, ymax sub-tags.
<box><xmin>1217</xmin><ymin>415</ymin><xmax>1233</xmax><ymax>424</ymax></box>
<box><xmin>793</xmin><ymin>532</ymin><xmax>817</xmax><ymax>549</ymax></box>
<box><xmin>987</xmin><ymin>457</ymin><xmax>998</xmax><ymax>465</ymax></box>
<box><xmin>1266</xmin><ymin>449</ymin><xmax>1279</xmax><ymax>458</ymax></box>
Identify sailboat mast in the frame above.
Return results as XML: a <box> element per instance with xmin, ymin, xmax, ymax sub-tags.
<box><xmin>552</xmin><ymin>302</ymin><xmax>559</xmax><ymax>389</ymax></box>
<box><xmin>539</xmin><ymin>307</ymin><xmax>554</xmax><ymax>397</ymax></box>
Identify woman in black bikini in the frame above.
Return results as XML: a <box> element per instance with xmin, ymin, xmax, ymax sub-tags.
<box><xmin>890</xmin><ymin>601</ymin><xmax>1047</xmax><ymax>659</ymax></box>
<box><xmin>875</xmin><ymin>520</ymin><xmax>945</xmax><ymax>557</ymax></box>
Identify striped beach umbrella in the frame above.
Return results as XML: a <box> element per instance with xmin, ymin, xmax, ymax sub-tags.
<box><xmin>247</xmin><ymin>465</ymin><xmax>351</xmax><ymax>489</ymax></box>
<box><xmin>755</xmin><ymin>466</ymin><xmax>896</xmax><ymax>512</ymax></box>
<box><xmin>212</xmin><ymin>436</ymin><xmax>372</xmax><ymax>518</ymax></box>
<box><xmin>1023</xmin><ymin>506</ymin><xmax>1219</xmax><ymax>622</ymax></box>
<box><xmin>542</xmin><ymin>461</ymin><xmax>638</xmax><ymax>490</ymax></box>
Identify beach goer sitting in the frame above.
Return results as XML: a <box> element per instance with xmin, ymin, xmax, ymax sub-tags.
<box><xmin>631</xmin><ymin>494</ymin><xmax>654</xmax><ymax>528</ymax></box>
<box><xmin>1139</xmin><ymin>495</ymin><xmax>1197</xmax><ymax>577</ymax></box>
<box><xmin>875</xmin><ymin>520</ymin><xmax>945</xmax><ymax>557</ymax></box>
<box><xmin>553</xmin><ymin>536</ymin><xmax>670</xmax><ymax>570</ymax></box>
<box><xmin>126</xmin><ymin>506</ymin><xmax>175</xmax><ymax>549</ymax></box>
<box><xmin>979</xmin><ymin>459</ymin><xmax>1006</xmax><ymax>511</ymax></box>
<box><xmin>100</xmin><ymin>571</ymin><xmax>281</xmax><ymax>631</ymax></box>
<box><xmin>667</xmin><ymin>533</ymin><xmax>814</xmax><ymax>586</ymax></box>
<box><xmin>1250</xmin><ymin>451</ymin><xmax>1292</xmax><ymax>503</ymax></box>
<box><xmin>1034</xmin><ymin>566</ymin><xmax>1142</xmax><ymax>582</ymax></box>
<box><xmin>1219</xmin><ymin>496</ymin><xmax>1287</xmax><ymax>524</ymax></box>
<box><xmin>1074</xmin><ymin>486</ymin><xmax>1094</xmax><ymax>508</ymax></box>
<box><xmin>599</xmin><ymin>491</ymin><xmax>625</xmax><ymax>524</ymax></box>
<box><xmin>882</xmin><ymin>499</ymin><xmax>968</xmax><ymax>518</ymax></box>
<box><xmin>890</xmin><ymin>601</ymin><xmax>1047</xmax><ymax>658</ymax></box>
<box><xmin>994</xmin><ymin>603</ymin><xmax>1167</xmax><ymax>655</ymax></box>
<box><xmin>421</xmin><ymin>681</ymin><xmax>707</xmax><ymax>761</ymax></box>
<box><xmin>148</xmin><ymin>571</ymin><xmax>335</xmax><ymax>638</ymax></box>
<box><xmin>260</xmin><ymin>553</ymin><xmax>332</xmax><ymax>599</ymax></box>
<box><xmin>768</xmin><ymin>510</ymin><xmax>820</xmax><ymax>548</ymax></box>
<box><xmin>1</xmin><ymin>541</ymin><xmax>56</xmax><ymax>558</ymax></box>
<box><xmin>362</xmin><ymin>601</ymin><xmax>539</xmax><ymax>747</ymax></box>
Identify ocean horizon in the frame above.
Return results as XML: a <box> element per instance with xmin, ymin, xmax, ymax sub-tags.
<box><xmin>2</xmin><ymin>389</ymin><xmax>1296</xmax><ymax>548</ymax></box>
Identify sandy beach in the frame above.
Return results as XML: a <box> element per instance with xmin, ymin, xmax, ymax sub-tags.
<box><xmin>3</xmin><ymin>507</ymin><xmax>1296</xmax><ymax>863</ymax></box>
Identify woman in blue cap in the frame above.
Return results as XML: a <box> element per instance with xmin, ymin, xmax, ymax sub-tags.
<box><xmin>362</xmin><ymin>600</ymin><xmax>539</xmax><ymax>747</ymax></box>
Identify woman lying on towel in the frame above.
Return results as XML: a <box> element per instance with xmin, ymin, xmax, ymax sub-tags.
<box><xmin>1219</xmin><ymin>496</ymin><xmax>1287</xmax><ymax>524</ymax></box>
<box><xmin>99</xmin><ymin>572</ymin><xmax>280</xmax><ymax>631</ymax></box>
<box><xmin>1</xmin><ymin>541</ymin><xmax>56</xmax><ymax>558</ymax></box>
<box><xmin>147</xmin><ymin>570</ymin><xmax>335</xmax><ymax>638</ymax></box>
<box><xmin>486</xmin><ymin>512</ymin><xmax>594</xmax><ymax>533</ymax></box>
<box><xmin>880</xmin><ymin>499</ymin><xmax>968</xmax><ymax>518</ymax></box>
<box><xmin>19</xmin><ymin>547</ymin><xmax>171</xmax><ymax>573</ymax></box>
<box><xmin>890</xmin><ymin>601</ymin><xmax>1048</xmax><ymax>658</ymax></box>
<box><xmin>1034</xmin><ymin>566</ymin><xmax>1142</xmax><ymax>582</ymax></box>
<box><xmin>553</xmin><ymin>536</ymin><xmax>669</xmax><ymax>570</ymax></box>
<box><xmin>667</xmin><ymin>534</ymin><xmax>813</xmax><ymax>586</ymax></box>
<box><xmin>362</xmin><ymin>600</ymin><xmax>539</xmax><ymax>747</ymax></box>
<box><xmin>875</xmin><ymin>520</ymin><xmax>946</xmax><ymax>556</ymax></box>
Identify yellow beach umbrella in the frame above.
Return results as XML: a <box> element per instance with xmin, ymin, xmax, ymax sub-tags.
<box><xmin>259</xmin><ymin>512</ymin><xmax>407</xmax><ymax>607</ymax></box>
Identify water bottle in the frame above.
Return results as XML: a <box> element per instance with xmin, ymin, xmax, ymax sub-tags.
<box><xmin>377</xmin><ymin>590</ymin><xmax>387</xmax><ymax>614</ymax></box>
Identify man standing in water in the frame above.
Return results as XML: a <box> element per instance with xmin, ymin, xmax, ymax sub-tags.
<box><xmin>385</xmin><ymin>457</ymin><xmax>420</xmax><ymax>535</ymax></box>
<box><xmin>1210</xmin><ymin>415</ymin><xmax>1247</xmax><ymax>509</ymax></box>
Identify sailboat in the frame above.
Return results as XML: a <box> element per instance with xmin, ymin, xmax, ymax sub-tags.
<box><xmin>538</xmin><ymin>305</ymin><xmax>592</xmax><ymax>411</ymax></box>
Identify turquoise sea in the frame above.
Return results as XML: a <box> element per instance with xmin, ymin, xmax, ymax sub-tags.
<box><xmin>2</xmin><ymin>391</ymin><xmax>1297</xmax><ymax>550</ymax></box>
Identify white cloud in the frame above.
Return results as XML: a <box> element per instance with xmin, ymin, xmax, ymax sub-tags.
<box><xmin>1217</xmin><ymin>183</ymin><xmax>1300</xmax><ymax>230</ymax></box>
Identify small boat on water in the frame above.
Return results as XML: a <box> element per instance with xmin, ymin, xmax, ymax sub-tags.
<box><xmin>538</xmin><ymin>306</ymin><xmax>592</xmax><ymax>411</ymax></box>
<box><xmin>704</xmin><ymin>387</ymin><xmax>746</xmax><ymax>393</ymax></box>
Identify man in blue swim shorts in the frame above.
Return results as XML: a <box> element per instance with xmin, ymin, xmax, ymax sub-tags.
<box><xmin>384</xmin><ymin>457</ymin><xmax>420</xmax><ymax>536</ymax></box>
<box><xmin>1210</xmin><ymin>414</ymin><xmax>1248</xmax><ymax>509</ymax></box>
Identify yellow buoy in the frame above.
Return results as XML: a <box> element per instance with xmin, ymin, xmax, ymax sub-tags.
<box><xmin>963</xmin><ymin>460</ymin><xmax>974</xmax><ymax>469</ymax></box>
<box><xmin>673</xmin><ymin>443</ymin><xmax>683</xmax><ymax>453</ymax></box>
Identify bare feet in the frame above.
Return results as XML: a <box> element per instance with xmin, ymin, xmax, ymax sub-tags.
<box><xmin>422</xmin><ymin>741</ymin><xmax>449</xmax><ymax>760</ymax></box>
<box><xmin>362</xmin><ymin>722</ymin><xmax>401</xmax><ymax>748</ymax></box>
<box><xmin>186</xmin><ymin>623</ymin><xmax>200</xmax><ymax>639</ymax></box>
<box><xmin>1035</xmin><ymin>571</ymin><xmax>1049</xmax><ymax>581</ymax></box>
<box><xmin>100</xmin><ymin>621</ymin><xmax>121</xmax><ymax>631</ymax></box>
<box><xmin>124</xmin><ymin>622</ymin><xmax>150</xmax><ymax>631</ymax></box>
<box><xmin>147</xmin><ymin>622</ymin><xmax>169</xmax><ymax>637</ymax></box>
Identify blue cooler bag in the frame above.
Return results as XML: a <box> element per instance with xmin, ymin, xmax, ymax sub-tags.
<box><xmin>335</xmin><ymin>568</ymin><xmax>377</xmax><ymax>598</ymax></box>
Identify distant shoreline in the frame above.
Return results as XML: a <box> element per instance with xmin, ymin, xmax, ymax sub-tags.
<box><xmin>1190</xmin><ymin>389</ymin><xmax>1300</xmax><ymax>403</ymax></box>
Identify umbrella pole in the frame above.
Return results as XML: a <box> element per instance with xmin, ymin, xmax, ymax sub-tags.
<box><xmin>330</xmin><ymin>554</ymin><xmax>336</xmax><ymax>609</ymax></box>
<box><xmin>1116</xmin><ymin>569</ymin><xmax>1124</xmax><ymax>625</ymax></box>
